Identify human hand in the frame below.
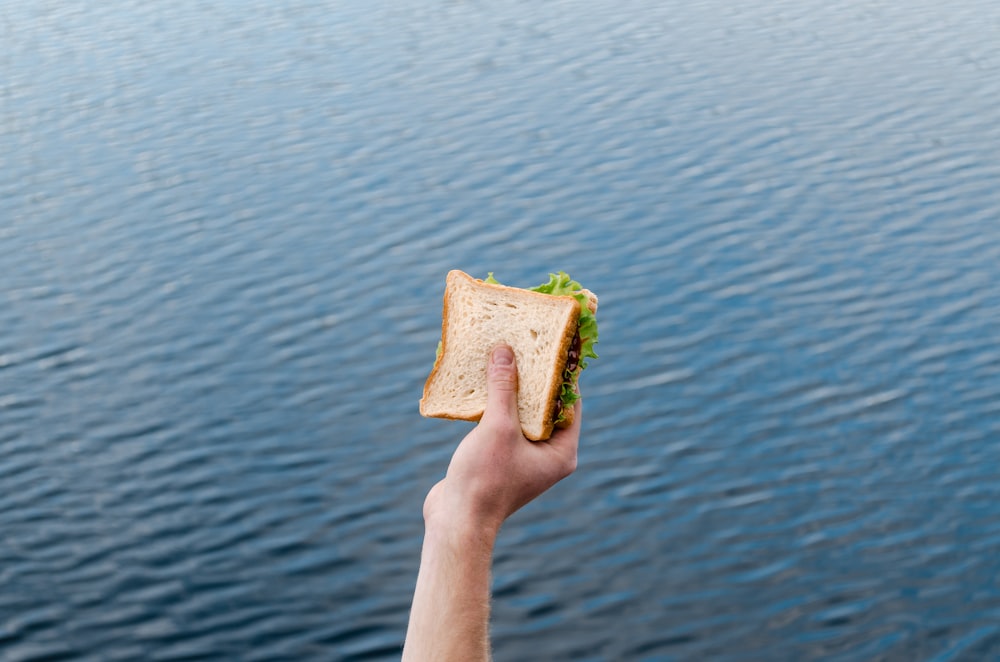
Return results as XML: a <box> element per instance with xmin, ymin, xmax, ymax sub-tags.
<box><xmin>422</xmin><ymin>344</ymin><xmax>581</xmax><ymax>540</ymax></box>
<box><xmin>405</xmin><ymin>345</ymin><xmax>581</xmax><ymax>660</ymax></box>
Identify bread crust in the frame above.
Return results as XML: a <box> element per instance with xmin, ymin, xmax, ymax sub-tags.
<box><xmin>420</xmin><ymin>270</ymin><xmax>583</xmax><ymax>440</ymax></box>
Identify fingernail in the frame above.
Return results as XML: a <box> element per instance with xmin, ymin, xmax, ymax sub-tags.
<box><xmin>492</xmin><ymin>345</ymin><xmax>514</xmax><ymax>366</ymax></box>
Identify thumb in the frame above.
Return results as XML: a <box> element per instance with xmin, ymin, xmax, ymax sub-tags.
<box><xmin>481</xmin><ymin>344</ymin><xmax>520</xmax><ymax>429</ymax></box>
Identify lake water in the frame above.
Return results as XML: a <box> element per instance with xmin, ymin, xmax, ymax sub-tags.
<box><xmin>3</xmin><ymin>1</ymin><xmax>1000</xmax><ymax>659</ymax></box>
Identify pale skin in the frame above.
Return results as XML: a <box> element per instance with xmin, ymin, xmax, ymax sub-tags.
<box><xmin>402</xmin><ymin>344</ymin><xmax>582</xmax><ymax>662</ymax></box>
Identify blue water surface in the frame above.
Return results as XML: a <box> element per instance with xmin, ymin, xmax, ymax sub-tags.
<box><xmin>3</xmin><ymin>1</ymin><xmax>1000</xmax><ymax>660</ymax></box>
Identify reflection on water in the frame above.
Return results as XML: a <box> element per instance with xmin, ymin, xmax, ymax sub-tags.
<box><xmin>3</xmin><ymin>0</ymin><xmax>1000</xmax><ymax>659</ymax></box>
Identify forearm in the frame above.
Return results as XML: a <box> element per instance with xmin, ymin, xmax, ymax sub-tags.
<box><xmin>402</xmin><ymin>515</ymin><xmax>498</xmax><ymax>662</ymax></box>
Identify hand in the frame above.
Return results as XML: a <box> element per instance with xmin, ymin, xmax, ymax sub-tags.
<box><xmin>404</xmin><ymin>345</ymin><xmax>581</xmax><ymax>661</ymax></box>
<box><xmin>423</xmin><ymin>344</ymin><xmax>581</xmax><ymax>539</ymax></box>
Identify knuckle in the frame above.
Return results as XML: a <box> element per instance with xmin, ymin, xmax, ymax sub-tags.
<box><xmin>561</xmin><ymin>453</ymin><xmax>578</xmax><ymax>478</ymax></box>
<box><xmin>479</xmin><ymin>408</ymin><xmax>521</xmax><ymax>438</ymax></box>
<box><xmin>492</xmin><ymin>417</ymin><xmax>522</xmax><ymax>439</ymax></box>
<box><xmin>490</xmin><ymin>367</ymin><xmax>518</xmax><ymax>392</ymax></box>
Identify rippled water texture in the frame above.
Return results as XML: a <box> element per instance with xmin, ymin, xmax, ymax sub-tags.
<box><xmin>3</xmin><ymin>1</ymin><xmax>1000</xmax><ymax>659</ymax></box>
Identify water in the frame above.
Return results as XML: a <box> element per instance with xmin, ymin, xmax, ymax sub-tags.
<box><xmin>3</xmin><ymin>1</ymin><xmax>1000</xmax><ymax>659</ymax></box>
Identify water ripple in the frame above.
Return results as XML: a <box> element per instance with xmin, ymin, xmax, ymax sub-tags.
<box><xmin>3</xmin><ymin>0</ymin><xmax>1000</xmax><ymax>660</ymax></box>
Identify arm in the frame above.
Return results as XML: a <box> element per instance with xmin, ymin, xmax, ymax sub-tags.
<box><xmin>403</xmin><ymin>344</ymin><xmax>581</xmax><ymax>662</ymax></box>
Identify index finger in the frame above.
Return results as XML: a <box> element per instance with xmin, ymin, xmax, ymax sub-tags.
<box><xmin>547</xmin><ymin>397</ymin><xmax>582</xmax><ymax>453</ymax></box>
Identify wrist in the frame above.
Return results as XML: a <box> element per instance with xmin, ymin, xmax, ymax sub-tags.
<box><xmin>425</xmin><ymin>505</ymin><xmax>500</xmax><ymax>552</ymax></box>
<box><xmin>423</xmin><ymin>483</ymin><xmax>501</xmax><ymax>550</ymax></box>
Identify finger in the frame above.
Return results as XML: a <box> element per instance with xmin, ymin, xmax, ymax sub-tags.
<box><xmin>542</xmin><ymin>398</ymin><xmax>580</xmax><ymax>479</ymax></box>
<box><xmin>547</xmin><ymin>397</ymin><xmax>581</xmax><ymax>466</ymax></box>
<box><xmin>481</xmin><ymin>344</ymin><xmax>520</xmax><ymax>430</ymax></box>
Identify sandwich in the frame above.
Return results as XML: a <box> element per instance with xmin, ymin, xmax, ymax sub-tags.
<box><xmin>420</xmin><ymin>270</ymin><xmax>598</xmax><ymax>440</ymax></box>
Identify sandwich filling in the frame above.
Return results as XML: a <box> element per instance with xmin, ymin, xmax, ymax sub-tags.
<box><xmin>553</xmin><ymin>329</ymin><xmax>583</xmax><ymax>422</ymax></box>
<box><xmin>485</xmin><ymin>271</ymin><xmax>599</xmax><ymax>424</ymax></box>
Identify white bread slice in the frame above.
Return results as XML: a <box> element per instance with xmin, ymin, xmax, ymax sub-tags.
<box><xmin>420</xmin><ymin>270</ymin><xmax>582</xmax><ymax>441</ymax></box>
